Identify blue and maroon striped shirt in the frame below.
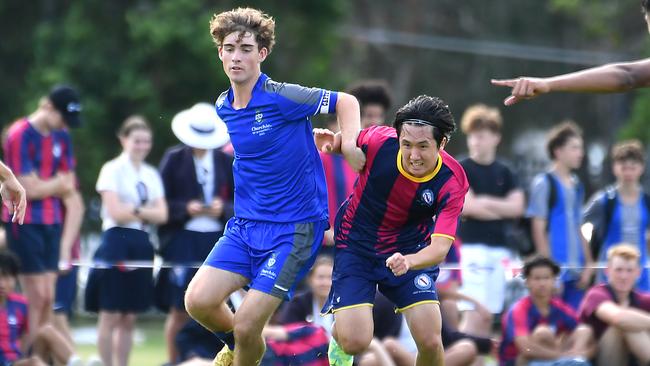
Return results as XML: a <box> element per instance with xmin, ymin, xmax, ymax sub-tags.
<box><xmin>334</xmin><ymin>125</ymin><xmax>468</xmax><ymax>258</ymax></box>
<box><xmin>320</xmin><ymin>152</ymin><xmax>357</xmax><ymax>228</ymax></box>
<box><xmin>2</xmin><ymin>119</ymin><xmax>75</xmax><ymax>224</ymax></box>
<box><xmin>0</xmin><ymin>293</ymin><xmax>28</xmax><ymax>363</ymax></box>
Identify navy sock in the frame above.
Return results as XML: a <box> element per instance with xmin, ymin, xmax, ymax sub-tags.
<box><xmin>214</xmin><ymin>330</ymin><xmax>235</xmax><ymax>351</ymax></box>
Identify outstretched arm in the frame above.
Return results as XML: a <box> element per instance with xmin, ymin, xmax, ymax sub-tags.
<box><xmin>335</xmin><ymin>93</ymin><xmax>366</xmax><ymax>171</ymax></box>
<box><xmin>492</xmin><ymin>58</ymin><xmax>650</xmax><ymax>106</ymax></box>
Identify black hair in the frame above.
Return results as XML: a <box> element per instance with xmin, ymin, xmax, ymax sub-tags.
<box><xmin>643</xmin><ymin>0</ymin><xmax>650</xmax><ymax>14</ymax></box>
<box><xmin>393</xmin><ymin>95</ymin><xmax>456</xmax><ymax>148</ymax></box>
<box><xmin>0</xmin><ymin>249</ymin><xmax>20</xmax><ymax>277</ymax></box>
<box><xmin>346</xmin><ymin>80</ymin><xmax>392</xmax><ymax>111</ymax></box>
<box><xmin>522</xmin><ymin>255</ymin><xmax>560</xmax><ymax>279</ymax></box>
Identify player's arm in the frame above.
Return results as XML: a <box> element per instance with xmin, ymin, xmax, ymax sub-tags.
<box><xmin>387</xmin><ymin>235</ymin><xmax>453</xmax><ymax>276</ymax></box>
<box><xmin>595</xmin><ymin>301</ymin><xmax>650</xmax><ymax>332</ymax></box>
<box><xmin>531</xmin><ymin>217</ymin><xmax>550</xmax><ymax>257</ymax></box>
<box><xmin>461</xmin><ymin>189</ymin><xmax>502</xmax><ymax>220</ymax></box>
<box><xmin>335</xmin><ymin>92</ymin><xmax>365</xmax><ymax>172</ymax></box>
<box><xmin>492</xmin><ymin>58</ymin><xmax>650</xmax><ymax>106</ymax></box>
<box><xmin>100</xmin><ymin>191</ymin><xmax>139</xmax><ymax>224</ymax></box>
<box><xmin>514</xmin><ymin>334</ymin><xmax>565</xmax><ymax>361</ymax></box>
<box><xmin>473</xmin><ymin>189</ymin><xmax>526</xmax><ymax>219</ymax></box>
<box><xmin>18</xmin><ymin>172</ymin><xmax>74</xmax><ymax>200</ymax></box>
<box><xmin>135</xmin><ymin>197</ymin><xmax>168</xmax><ymax>225</ymax></box>
<box><xmin>59</xmin><ymin>190</ymin><xmax>84</xmax><ymax>270</ymax></box>
<box><xmin>0</xmin><ymin>160</ymin><xmax>27</xmax><ymax>224</ymax></box>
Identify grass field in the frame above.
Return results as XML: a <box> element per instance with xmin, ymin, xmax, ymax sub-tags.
<box><xmin>71</xmin><ymin>315</ymin><xmax>168</xmax><ymax>366</ymax></box>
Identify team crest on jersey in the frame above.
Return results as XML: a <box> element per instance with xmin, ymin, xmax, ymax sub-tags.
<box><xmin>7</xmin><ymin>315</ymin><xmax>17</xmax><ymax>326</ymax></box>
<box><xmin>414</xmin><ymin>273</ymin><xmax>433</xmax><ymax>290</ymax></box>
<box><xmin>421</xmin><ymin>189</ymin><xmax>434</xmax><ymax>206</ymax></box>
<box><xmin>254</xmin><ymin>109</ymin><xmax>264</xmax><ymax>124</ymax></box>
<box><xmin>52</xmin><ymin>143</ymin><xmax>62</xmax><ymax>158</ymax></box>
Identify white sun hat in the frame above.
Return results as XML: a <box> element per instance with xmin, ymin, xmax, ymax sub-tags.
<box><xmin>171</xmin><ymin>102</ymin><xmax>229</xmax><ymax>149</ymax></box>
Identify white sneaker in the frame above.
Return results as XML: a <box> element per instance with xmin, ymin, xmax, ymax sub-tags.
<box><xmin>67</xmin><ymin>356</ymin><xmax>84</xmax><ymax>366</ymax></box>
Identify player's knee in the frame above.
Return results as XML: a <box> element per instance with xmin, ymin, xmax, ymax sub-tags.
<box><xmin>338</xmin><ymin>334</ymin><xmax>373</xmax><ymax>355</ymax></box>
<box><xmin>382</xmin><ymin>336</ymin><xmax>401</xmax><ymax>351</ymax></box>
<box><xmin>450</xmin><ymin>339</ymin><xmax>479</xmax><ymax>360</ymax></box>
<box><xmin>184</xmin><ymin>288</ymin><xmax>208</xmax><ymax>319</ymax></box>
<box><xmin>531</xmin><ymin>324</ymin><xmax>554</xmax><ymax>343</ymax></box>
<box><xmin>232</xmin><ymin>316</ymin><xmax>261</xmax><ymax>344</ymax></box>
<box><xmin>573</xmin><ymin>324</ymin><xmax>594</xmax><ymax>341</ymax></box>
<box><xmin>414</xmin><ymin>332</ymin><xmax>443</xmax><ymax>355</ymax></box>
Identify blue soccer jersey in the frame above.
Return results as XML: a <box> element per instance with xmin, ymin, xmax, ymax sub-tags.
<box><xmin>216</xmin><ymin>73</ymin><xmax>338</xmax><ymax>223</ymax></box>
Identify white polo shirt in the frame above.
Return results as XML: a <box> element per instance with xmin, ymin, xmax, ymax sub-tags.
<box><xmin>96</xmin><ymin>153</ymin><xmax>165</xmax><ymax>231</ymax></box>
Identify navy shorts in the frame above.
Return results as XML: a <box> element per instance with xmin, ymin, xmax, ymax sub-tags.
<box><xmin>203</xmin><ymin>218</ymin><xmax>327</xmax><ymax>301</ymax></box>
<box><xmin>84</xmin><ymin>227</ymin><xmax>154</xmax><ymax>313</ymax></box>
<box><xmin>156</xmin><ymin>230</ymin><xmax>222</xmax><ymax>311</ymax></box>
<box><xmin>54</xmin><ymin>265</ymin><xmax>78</xmax><ymax>315</ymax></box>
<box><xmin>322</xmin><ymin>248</ymin><xmax>440</xmax><ymax>314</ymax></box>
<box><xmin>4</xmin><ymin>223</ymin><xmax>61</xmax><ymax>274</ymax></box>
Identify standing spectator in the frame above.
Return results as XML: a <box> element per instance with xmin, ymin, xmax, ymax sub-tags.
<box><xmin>86</xmin><ymin>116</ymin><xmax>167</xmax><ymax>366</ymax></box>
<box><xmin>578</xmin><ymin>244</ymin><xmax>650</xmax><ymax>365</ymax></box>
<box><xmin>157</xmin><ymin>102</ymin><xmax>234</xmax><ymax>364</ymax></box>
<box><xmin>0</xmin><ymin>248</ymin><xmax>83</xmax><ymax>366</ymax></box>
<box><xmin>277</xmin><ymin>255</ymin><xmax>334</xmax><ymax>335</ymax></box>
<box><xmin>499</xmin><ymin>256</ymin><xmax>594</xmax><ymax>366</ymax></box>
<box><xmin>583</xmin><ymin>140</ymin><xmax>650</xmax><ymax>291</ymax></box>
<box><xmin>457</xmin><ymin>104</ymin><xmax>525</xmax><ymax>340</ymax></box>
<box><xmin>2</xmin><ymin>85</ymin><xmax>84</xmax><ymax>339</ymax></box>
<box><xmin>527</xmin><ymin>121</ymin><xmax>593</xmax><ymax>309</ymax></box>
<box><xmin>320</xmin><ymin>81</ymin><xmax>392</xmax><ymax>251</ymax></box>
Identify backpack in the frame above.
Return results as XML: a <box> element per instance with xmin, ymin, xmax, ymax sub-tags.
<box><xmin>506</xmin><ymin>172</ymin><xmax>557</xmax><ymax>256</ymax></box>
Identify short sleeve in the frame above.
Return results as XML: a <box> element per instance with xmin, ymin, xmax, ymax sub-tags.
<box><xmin>578</xmin><ymin>287</ymin><xmax>611</xmax><ymax>321</ymax></box>
<box><xmin>433</xmin><ymin>176</ymin><xmax>469</xmax><ymax>240</ymax></box>
<box><xmin>57</xmin><ymin>131</ymin><xmax>76</xmax><ymax>172</ymax></box>
<box><xmin>273</xmin><ymin>82</ymin><xmax>338</xmax><ymax>121</ymax></box>
<box><xmin>6</xmin><ymin>130</ymin><xmax>34</xmax><ymax>175</ymax></box>
<box><xmin>583</xmin><ymin>191</ymin><xmax>606</xmax><ymax>229</ymax></box>
<box><xmin>636</xmin><ymin>292</ymin><xmax>650</xmax><ymax>312</ymax></box>
<box><xmin>148</xmin><ymin>168</ymin><xmax>165</xmax><ymax>201</ymax></box>
<box><xmin>511</xmin><ymin>303</ymin><xmax>531</xmax><ymax>338</ymax></box>
<box><xmin>96</xmin><ymin>162</ymin><xmax>118</xmax><ymax>193</ymax></box>
<box><xmin>526</xmin><ymin>174</ymin><xmax>551</xmax><ymax>219</ymax></box>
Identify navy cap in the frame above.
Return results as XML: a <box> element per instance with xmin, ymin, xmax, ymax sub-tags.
<box><xmin>48</xmin><ymin>85</ymin><xmax>82</xmax><ymax>128</ymax></box>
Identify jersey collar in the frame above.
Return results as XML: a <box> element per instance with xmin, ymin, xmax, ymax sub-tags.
<box><xmin>396</xmin><ymin>150</ymin><xmax>443</xmax><ymax>183</ymax></box>
<box><xmin>225</xmin><ymin>73</ymin><xmax>268</xmax><ymax>109</ymax></box>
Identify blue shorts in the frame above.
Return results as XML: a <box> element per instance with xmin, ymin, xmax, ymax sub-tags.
<box><xmin>4</xmin><ymin>223</ymin><xmax>61</xmax><ymax>274</ymax></box>
<box><xmin>156</xmin><ymin>230</ymin><xmax>223</xmax><ymax>311</ymax></box>
<box><xmin>84</xmin><ymin>227</ymin><xmax>154</xmax><ymax>313</ymax></box>
<box><xmin>54</xmin><ymin>265</ymin><xmax>78</xmax><ymax>315</ymax></box>
<box><xmin>203</xmin><ymin>218</ymin><xmax>328</xmax><ymax>301</ymax></box>
<box><xmin>322</xmin><ymin>248</ymin><xmax>440</xmax><ymax>314</ymax></box>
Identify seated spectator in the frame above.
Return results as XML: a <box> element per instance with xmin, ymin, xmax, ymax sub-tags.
<box><xmin>578</xmin><ymin>244</ymin><xmax>650</xmax><ymax>365</ymax></box>
<box><xmin>0</xmin><ymin>248</ymin><xmax>83</xmax><ymax>366</ymax></box>
<box><xmin>500</xmin><ymin>255</ymin><xmax>594</xmax><ymax>366</ymax></box>
<box><xmin>277</xmin><ymin>255</ymin><xmax>333</xmax><ymax>334</ymax></box>
<box><xmin>360</xmin><ymin>292</ymin><xmax>493</xmax><ymax>366</ymax></box>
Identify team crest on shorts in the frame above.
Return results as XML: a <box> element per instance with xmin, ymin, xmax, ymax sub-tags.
<box><xmin>421</xmin><ymin>189</ymin><xmax>434</xmax><ymax>206</ymax></box>
<box><xmin>414</xmin><ymin>273</ymin><xmax>433</xmax><ymax>290</ymax></box>
<box><xmin>266</xmin><ymin>253</ymin><xmax>277</xmax><ymax>268</ymax></box>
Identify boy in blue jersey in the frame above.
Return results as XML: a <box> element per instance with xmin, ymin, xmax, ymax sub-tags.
<box><xmin>315</xmin><ymin>95</ymin><xmax>469</xmax><ymax>366</ymax></box>
<box><xmin>584</xmin><ymin>140</ymin><xmax>650</xmax><ymax>290</ymax></box>
<box><xmin>527</xmin><ymin>121</ymin><xmax>594</xmax><ymax>310</ymax></box>
<box><xmin>183</xmin><ymin>7</ymin><xmax>365</xmax><ymax>366</ymax></box>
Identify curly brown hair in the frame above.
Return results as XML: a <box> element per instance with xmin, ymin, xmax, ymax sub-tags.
<box><xmin>209</xmin><ymin>7</ymin><xmax>276</xmax><ymax>54</ymax></box>
<box><xmin>611</xmin><ymin>139</ymin><xmax>645</xmax><ymax>164</ymax></box>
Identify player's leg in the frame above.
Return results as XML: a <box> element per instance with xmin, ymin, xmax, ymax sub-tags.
<box><xmin>30</xmin><ymin>323</ymin><xmax>77</xmax><ymax>365</ymax></box>
<box><xmin>596</xmin><ymin>326</ymin><xmax>628</xmax><ymax>366</ymax></box>
<box><xmin>444</xmin><ymin>339</ymin><xmax>478</xmax><ymax>366</ymax></box>
<box><xmin>622</xmin><ymin>328</ymin><xmax>650</xmax><ymax>364</ymax></box>
<box><xmin>331</xmin><ymin>305</ymin><xmax>375</xmax><ymax>355</ymax></box>
<box><xmin>402</xmin><ymin>302</ymin><xmax>444</xmax><ymax>366</ymax></box>
<box><xmin>165</xmin><ymin>307</ymin><xmax>190</xmax><ymax>362</ymax></box>
<box><xmin>52</xmin><ymin>265</ymin><xmax>78</xmax><ymax>344</ymax></box>
<box><xmin>231</xmin><ymin>289</ymin><xmax>283</xmax><ymax>365</ymax></box>
<box><xmin>564</xmin><ymin>324</ymin><xmax>595</xmax><ymax>359</ymax></box>
<box><xmin>114</xmin><ymin>313</ymin><xmax>137</xmax><ymax>366</ymax></box>
<box><xmin>185</xmin><ymin>220</ymin><xmax>252</xmax><ymax>338</ymax></box>
<box><xmin>97</xmin><ymin>311</ymin><xmax>121</xmax><ymax>366</ymax></box>
<box><xmin>382</xmin><ymin>337</ymin><xmax>417</xmax><ymax>366</ymax></box>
